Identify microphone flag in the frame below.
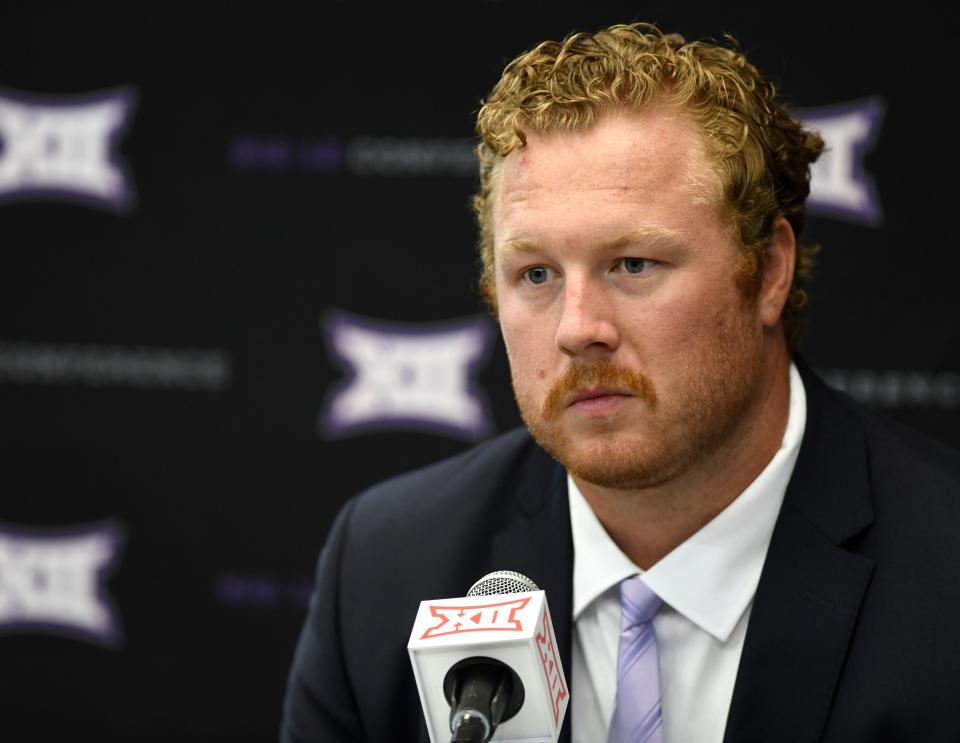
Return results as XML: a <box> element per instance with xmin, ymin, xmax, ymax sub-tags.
<box><xmin>408</xmin><ymin>588</ymin><xmax>569</xmax><ymax>742</ymax></box>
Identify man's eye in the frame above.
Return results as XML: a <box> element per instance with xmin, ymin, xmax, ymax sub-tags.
<box><xmin>620</xmin><ymin>257</ymin><xmax>650</xmax><ymax>274</ymax></box>
<box><xmin>525</xmin><ymin>266</ymin><xmax>550</xmax><ymax>285</ymax></box>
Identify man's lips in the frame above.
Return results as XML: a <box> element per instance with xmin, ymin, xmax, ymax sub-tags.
<box><xmin>566</xmin><ymin>387</ymin><xmax>634</xmax><ymax>407</ymax></box>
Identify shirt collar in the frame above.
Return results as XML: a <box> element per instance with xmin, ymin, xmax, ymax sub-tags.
<box><xmin>570</xmin><ymin>363</ymin><xmax>807</xmax><ymax>642</ymax></box>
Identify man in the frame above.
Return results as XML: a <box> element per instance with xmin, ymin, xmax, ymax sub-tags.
<box><xmin>281</xmin><ymin>23</ymin><xmax>960</xmax><ymax>743</ymax></box>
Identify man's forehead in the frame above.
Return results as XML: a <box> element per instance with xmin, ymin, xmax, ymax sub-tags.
<box><xmin>488</xmin><ymin>108</ymin><xmax>736</xmax><ymax>260</ymax></box>
<box><xmin>495</xmin><ymin>108</ymin><xmax>712</xmax><ymax>205</ymax></box>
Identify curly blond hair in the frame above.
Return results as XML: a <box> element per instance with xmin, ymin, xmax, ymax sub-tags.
<box><xmin>473</xmin><ymin>23</ymin><xmax>824</xmax><ymax>350</ymax></box>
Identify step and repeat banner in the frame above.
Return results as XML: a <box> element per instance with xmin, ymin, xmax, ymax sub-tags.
<box><xmin>2</xmin><ymin>4</ymin><xmax>957</xmax><ymax>741</ymax></box>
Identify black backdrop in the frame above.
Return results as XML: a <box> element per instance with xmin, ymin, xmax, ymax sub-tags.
<box><xmin>2</xmin><ymin>4</ymin><xmax>958</xmax><ymax>741</ymax></box>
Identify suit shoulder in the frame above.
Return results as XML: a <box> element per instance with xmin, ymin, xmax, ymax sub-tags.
<box><xmin>815</xmin><ymin>383</ymin><xmax>960</xmax><ymax>531</ymax></box>
<box><xmin>801</xmin><ymin>362</ymin><xmax>960</xmax><ymax>481</ymax></box>
<box><xmin>321</xmin><ymin>427</ymin><xmax>552</xmax><ymax>600</ymax></box>
<box><xmin>360</xmin><ymin>426</ymin><xmax>533</xmax><ymax>497</ymax></box>
<box><xmin>342</xmin><ymin>427</ymin><xmax>538</xmax><ymax>534</ymax></box>
<box><xmin>837</xmin><ymin>390</ymin><xmax>960</xmax><ymax>486</ymax></box>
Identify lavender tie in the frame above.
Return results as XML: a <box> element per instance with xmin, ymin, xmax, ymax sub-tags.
<box><xmin>607</xmin><ymin>576</ymin><xmax>664</xmax><ymax>743</ymax></box>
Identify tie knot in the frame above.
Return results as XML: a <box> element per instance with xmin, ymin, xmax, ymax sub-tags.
<box><xmin>619</xmin><ymin>576</ymin><xmax>661</xmax><ymax>627</ymax></box>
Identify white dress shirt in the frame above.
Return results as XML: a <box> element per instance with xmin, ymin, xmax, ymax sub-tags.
<box><xmin>569</xmin><ymin>364</ymin><xmax>806</xmax><ymax>743</ymax></box>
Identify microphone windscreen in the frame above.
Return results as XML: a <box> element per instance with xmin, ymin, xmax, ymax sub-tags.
<box><xmin>467</xmin><ymin>570</ymin><xmax>539</xmax><ymax>597</ymax></box>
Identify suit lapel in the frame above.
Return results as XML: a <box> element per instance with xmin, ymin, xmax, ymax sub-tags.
<box><xmin>723</xmin><ymin>362</ymin><xmax>876</xmax><ymax>743</ymax></box>
<box><xmin>490</xmin><ymin>445</ymin><xmax>573</xmax><ymax>743</ymax></box>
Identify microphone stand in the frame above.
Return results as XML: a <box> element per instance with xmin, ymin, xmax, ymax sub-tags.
<box><xmin>447</xmin><ymin>662</ymin><xmax>514</xmax><ymax>743</ymax></box>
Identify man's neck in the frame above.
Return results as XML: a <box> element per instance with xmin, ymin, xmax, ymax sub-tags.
<box><xmin>574</xmin><ymin>349</ymin><xmax>792</xmax><ymax>571</ymax></box>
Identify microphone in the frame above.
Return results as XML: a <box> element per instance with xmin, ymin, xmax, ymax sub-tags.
<box><xmin>408</xmin><ymin>570</ymin><xmax>569</xmax><ymax>743</ymax></box>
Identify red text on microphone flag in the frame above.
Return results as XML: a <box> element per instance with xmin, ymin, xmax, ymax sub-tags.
<box><xmin>419</xmin><ymin>596</ymin><xmax>531</xmax><ymax>640</ymax></box>
<box><xmin>536</xmin><ymin>606</ymin><xmax>568</xmax><ymax>725</ymax></box>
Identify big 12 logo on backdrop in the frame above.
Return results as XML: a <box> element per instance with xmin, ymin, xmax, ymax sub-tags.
<box><xmin>320</xmin><ymin>310</ymin><xmax>494</xmax><ymax>440</ymax></box>
<box><xmin>0</xmin><ymin>520</ymin><xmax>125</xmax><ymax>647</ymax></box>
<box><xmin>800</xmin><ymin>97</ymin><xmax>885</xmax><ymax>226</ymax></box>
<box><xmin>0</xmin><ymin>86</ymin><xmax>136</xmax><ymax>212</ymax></box>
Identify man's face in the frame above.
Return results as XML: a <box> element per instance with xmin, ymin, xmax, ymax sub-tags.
<box><xmin>492</xmin><ymin>108</ymin><xmax>769</xmax><ymax>490</ymax></box>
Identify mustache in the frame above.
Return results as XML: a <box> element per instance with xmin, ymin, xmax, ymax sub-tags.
<box><xmin>541</xmin><ymin>358</ymin><xmax>657</xmax><ymax>418</ymax></box>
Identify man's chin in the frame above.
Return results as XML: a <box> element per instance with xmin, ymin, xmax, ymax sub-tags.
<box><xmin>526</xmin><ymin>424</ymin><xmax>680</xmax><ymax>491</ymax></box>
<box><xmin>565</xmin><ymin>454</ymin><xmax>681</xmax><ymax>491</ymax></box>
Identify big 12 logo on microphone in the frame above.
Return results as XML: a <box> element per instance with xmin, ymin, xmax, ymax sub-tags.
<box><xmin>420</xmin><ymin>596</ymin><xmax>531</xmax><ymax>639</ymax></box>
<box><xmin>535</xmin><ymin>606</ymin><xmax>568</xmax><ymax>726</ymax></box>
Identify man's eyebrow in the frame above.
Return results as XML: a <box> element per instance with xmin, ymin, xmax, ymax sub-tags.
<box><xmin>602</xmin><ymin>227</ymin><xmax>688</xmax><ymax>251</ymax></box>
<box><xmin>500</xmin><ymin>228</ymin><xmax>688</xmax><ymax>255</ymax></box>
<box><xmin>499</xmin><ymin>237</ymin><xmax>542</xmax><ymax>254</ymax></box>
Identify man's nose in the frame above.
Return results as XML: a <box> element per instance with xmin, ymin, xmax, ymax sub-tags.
<box><xmin>555</xmin><ymin>275</ymin><xmax>620</xmax><ymax>357</ymax></box>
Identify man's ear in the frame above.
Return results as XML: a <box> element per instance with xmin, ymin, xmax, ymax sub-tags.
<box><xmin>759</xmin><ymin>216</ymin><xmax>796</xmax><ymax>328</ymax></box>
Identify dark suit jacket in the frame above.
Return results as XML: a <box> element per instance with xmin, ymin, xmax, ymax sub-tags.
<box><xmin>281</xmin><ymin>362</ymin><xmax>960</xmax><ymax>742</ymax></box>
